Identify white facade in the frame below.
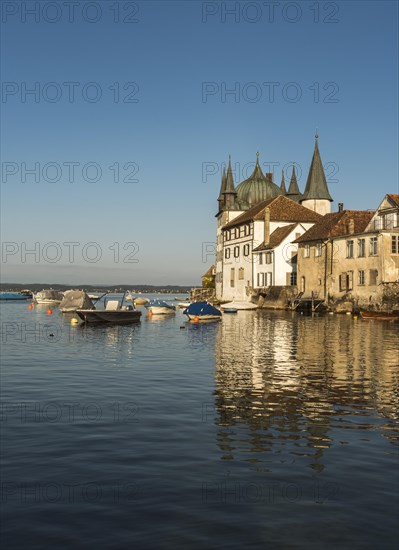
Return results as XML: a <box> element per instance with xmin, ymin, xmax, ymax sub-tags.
<box><xmin>253</xmin><ymin>223</ymin><xmax>315</xmax><ymax>288</ymax></box>
<box><xmin>215</xmin><ymin>210</ymin><xmax>243</xmax><ymax>301</ymax></box>
<box><xmin>219</xmin><ymin>218</ymin><xmax>318</xmax><ymax>301</ymax></box>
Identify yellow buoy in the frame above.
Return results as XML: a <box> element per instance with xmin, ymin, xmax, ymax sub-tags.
<box><xmin>71</xmin><ymin>318</ymin><xmax>79</xmax><ymax>325</ymax></box>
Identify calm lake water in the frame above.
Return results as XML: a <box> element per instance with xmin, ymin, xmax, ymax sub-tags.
<box><xmin>1</xmin><ymin>296</ymin><xmax>398</xmax><ymax>549</ymax></box>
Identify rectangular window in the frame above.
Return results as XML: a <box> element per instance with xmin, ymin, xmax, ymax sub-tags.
<box><xmin>290</xmin><ymin>272</ymin><xmax>297</xmax><ymax>286</ymax></box>
<box><xmin>238</xmin><ymin>267</ymin><xmax>244</xmax><ymax>280</ymax></box>
<box><xmin>358</xmin><ymin>270</ymin><xmax>365</xmax><ymax>285</ymax></box>
<box><xmin>315</xmin><ymin>243</ymin><xmax>322</xmax><ymax>257</ymax></box>
<box><xmin>358</xmin><ymin>238</ymin><xmax>365</xmax><ymax>257</ymax></box>
<box><xmin>266</xmin><ymin>273</ymin><xmax>273</xmax><ymax>286</ymax></box>
<box><xmin>392</xmin><ymin>236</ymin><xmax>399</xmax><ymax>254</ymax></box>
<box><xmin>339</xmin><ymin>273</ymin><xmax>347</xmax><ymax>292</ymax></box>
<box><xmin>265</xmin><ymin>252</ymin><xmax>272</xmax><ymax>264</ymax></box>
<box><xmin>257</xmin><ymin>273</ymin><xmax>264</xmax><ymax>287</ymax></box>
<box><xmin>234</xmin><ymin>246</ymin><xmax>240</xmax><ymax>258</ymax></box>
<box><xmin>304</xmin><ymin>245</ymin><xmax>310</xmax><ymax>258</ymax></box>
<box><xmin>369</xmin><ymin>269</ymin><xmax>378</xmax><ymax>285</ymax></box>
<box><xmin>243</xmin><ymin>244</ymin><xmax>250</xmax><ymax>256</ymax></box>
<box><xmin>224</xmin><ymin>248</ymin><xmax>230</xmax><ymax>259</ymax></box>
<box><xmin>369</xmin><ymin>237</ymin><xmax>378</xmax><ymax>256</ymax></box>
<box><xmin>347</xmin><ymin>271</ymin><xmax>353</xmax><ymax>290</ymax></box>
<box><xmin>230</xmin><ymin>268</ymin><xmax>235</xmax><ymax>287</ymax></box>
<box><xmin>346</xmin><ymin>240</ymin><xmax>354</xmax><ymax>258</ymax></box>
<box><xmin>259</xmin><ymin>253</ymin><xmax>263</xmax><ymax>265</ymax></box>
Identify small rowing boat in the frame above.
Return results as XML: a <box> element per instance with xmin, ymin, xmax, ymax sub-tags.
<box><xmin>360</xmin><ymin>311</ymin><xmax>399</xmax><ymax>321</ymax></box>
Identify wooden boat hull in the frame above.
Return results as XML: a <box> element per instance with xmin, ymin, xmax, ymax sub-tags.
<box><xmin>360</xmin><ymin>311</ymin><xmax>399</xmax><ymax>321</ymax></box>
<box><xmin>76</xmin><ymin>309</ymin><xmax>142</xmax><ymax>324</ymax></box>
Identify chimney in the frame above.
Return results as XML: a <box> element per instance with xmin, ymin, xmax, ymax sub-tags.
<box><xmin>348</xmin><ymin>218</ymin><xmax>355</xmax><ymax>235</ymax></box>
<box><xmin>264</xmin><ymin>207</ymin><xmax>270</xmax><ymax>245</ymax></box>
<box><xmin>338</xmin><ymin>202</ymin><xmax>344</xmax><ymax>212</ymax></box>
<box><xmin>266</xmin><ymin>172</ymin><xmax>273</xmax><ymax>181</ymax></box>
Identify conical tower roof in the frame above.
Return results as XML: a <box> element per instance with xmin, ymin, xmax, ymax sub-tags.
<box><xmin>302</xmin><ymin>133</ymin><xmax>333</xmax><ymax>201</ymax></box>
<box><xmin>224</xmin><ymin>156</ymin><xmax>235</xmax><ymax>194</ymax></box>
<box><xmin>286</xmin><ymin>165</ymin><xmax>303</xmax><ymax>202</ymax></box>
<box><xmin>280</xmin><ymin>170</ymin><xmax>286</xmax><ymax>194</ymax></box>
<box><xmin>218</xmin><ymin>166</ymin><xmax>227</xmax><ymax>201</ymax></box>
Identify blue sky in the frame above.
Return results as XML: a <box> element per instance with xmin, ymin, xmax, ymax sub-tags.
<box><xmin>1</xmin><ymin>0</ymin><xmax>398</xmax><ymax>285</ymax></box>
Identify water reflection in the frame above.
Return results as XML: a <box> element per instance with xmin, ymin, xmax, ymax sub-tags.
<box><xmin>214</xmin><ymin>312</ymin><xmax>399</xmax><ymax>468</ymax></box>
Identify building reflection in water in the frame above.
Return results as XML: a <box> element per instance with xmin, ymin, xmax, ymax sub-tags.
<box><xmin>214</xmin><ymin>311</ymin><xmax>399</xmax><ymax>469</ymax></box>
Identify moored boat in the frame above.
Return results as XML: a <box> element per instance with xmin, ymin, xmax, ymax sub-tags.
<box><xmin>34</xmin><ymin>290</ymin><xmax>64</xmax><ymax>305</ymax></box>
<box><xmin>134</xmin><ymin>297</ymin><xmax>150</xmax><ymax>305</ymax></box>
<box><xmin>145</xmin><ymin>300</ymin><xmax>176</xmax><ymax>315</ymax></box>
<box><xmin>76</xmin><ymin>295</ymin><xmax>141</xmax><ymax>324</ymax></box>
<box><xmin>0</xmin><ymin>292</ymin><xmax>29</xmax><ymax>301</ymax></box>
<box><xmin>59</xmin><ymin>290</ymin><xmax>96</xmax><ymax>313</ymax></box>
<box><xmin>177</xmin><ymin>301</ymin><xmax>191</xmax><ymax>309</ymax></box>
<box><xmin>360</xmin><ymin>311</ymin><xmax>399</xmax><ymax>321</ymax></box>
<box><xmin>221</xmin><ymin>301</ymin><xmax>257</xmax><ymax>311</ymax></box>
<box><xmin>183</xmin><ymin>301</ymin><xmax>222</xmax><ymax>321</ymax></box>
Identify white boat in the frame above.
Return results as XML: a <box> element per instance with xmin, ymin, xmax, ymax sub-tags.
<box><xmin>34</xmin><ymin>290</ymin><xmax>64</xmax><ymax>305</ymax></box>
<box><xmin>145</xmin><ymin>300</ymin><xmax>176</xmax><ymax>315</ymax></box>
<box><xmin>134</xmin><ymin>297</ymin><xmax>150</xmax><ymax>305</ymax></box>
<box><xmin>221</xmin><ymin>301</ymin><xmax>257</xmax><ymax>311</ymax></box>
<box><xmin>177</xmin><ymin>301</ymin><xmax>191</xmax><ymax>309</ymax></box>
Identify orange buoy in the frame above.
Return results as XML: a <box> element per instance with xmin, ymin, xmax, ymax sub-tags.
<box><xmin>193</xmin><ymin>316</ymin><xmax>199</xmax><ymax>323</ymax></box>
<box><xmin>47</xmin><ymin>308</ymin><xmax>53</xmax><ymax>315</ymax></box>
<box><xmin>148</xmin><ymin>310</ymin><xmax>153</xmax><ymax>317</ymax></box>
<box><xmin>28</xmin><ymin>304</ymin><xmax>33</xmax><ymax>309</ymax></box>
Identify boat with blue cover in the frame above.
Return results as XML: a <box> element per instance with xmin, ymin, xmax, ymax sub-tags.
<box><xmin>183</xmin><ymin>301</ymin><xmax>222</xmax><ymax>321</ymax></box>
<box><xmin>145</xmin><ymin>300</ymin><xmax>176</xmax><ymax>315</ymax></box>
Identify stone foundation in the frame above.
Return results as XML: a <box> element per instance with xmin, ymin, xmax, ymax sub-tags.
<box><xmin>255</xmin><ymin>286</ymin><xmax>298</xmax><ymax>310</ymax></box>
<box><xmin>328</xmin><ymin>282</ymin><xmax>399</xmax><ymax>313</ymax></box>
<box><xmin>190</xmin><ymin>288</ymin><xmax>217</xmax><ymax>304</ymax></box>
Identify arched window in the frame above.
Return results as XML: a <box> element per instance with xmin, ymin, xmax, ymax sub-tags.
<box><xmin>300</xmin><ymin>276</ymin><xmax>306</xmax><ymax>293</ymax></box>
<box><xmin>225</xmin><ymin>248</ymin><xmax>230</xmax><ymax>259</ymax></box>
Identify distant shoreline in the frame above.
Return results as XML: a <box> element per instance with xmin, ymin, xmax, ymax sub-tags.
<box><xmin>0</xmin><ymin>283</ymin><xmax>192</xmax><ymax>294</ymax></box>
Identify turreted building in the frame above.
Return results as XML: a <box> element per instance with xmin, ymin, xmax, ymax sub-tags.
<box><xmin>215</xmin><ymin>134</ymin><xmax>334</xmax><ymax>302</ymax></box>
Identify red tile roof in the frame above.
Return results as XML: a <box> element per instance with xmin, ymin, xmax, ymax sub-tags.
<box><xmin>253</xmin><ymin>224</ymin><xmax>298</xmax><ymax>251</ymax></box>
<box><xmin>387</xmin><ymin>194</ymin><xmax>399</xmax><ymax>207</ymax></box>
<box><xmin>223</xmin><ymin>195</ymin><xmax>322</xmax><ymax>229</ymax></box>
<box><xmin>294</xmin><ymin>210</ymin><xmax>374</xmax><ymax>243</ymax></box>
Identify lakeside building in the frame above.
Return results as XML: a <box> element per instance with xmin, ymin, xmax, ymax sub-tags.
<box><xmin>295</xmin><ymin>194</ymin><xmax>399</xmax><ymax>307</ymax></box>
<box><xmin>215</xmin><ymin>134</ymin><xmax>331</xmax><ymax>302</ymax></box>
<box><xmin>215</xmin><ymin>134</ymin><xmax>398</xmax><ymax>309</ymax></box>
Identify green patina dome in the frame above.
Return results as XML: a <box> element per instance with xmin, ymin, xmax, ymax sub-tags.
<box><xmin>235</xmin><ymin>154</ymin><xmax>282</xmax><ymax>209</ymax></box>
